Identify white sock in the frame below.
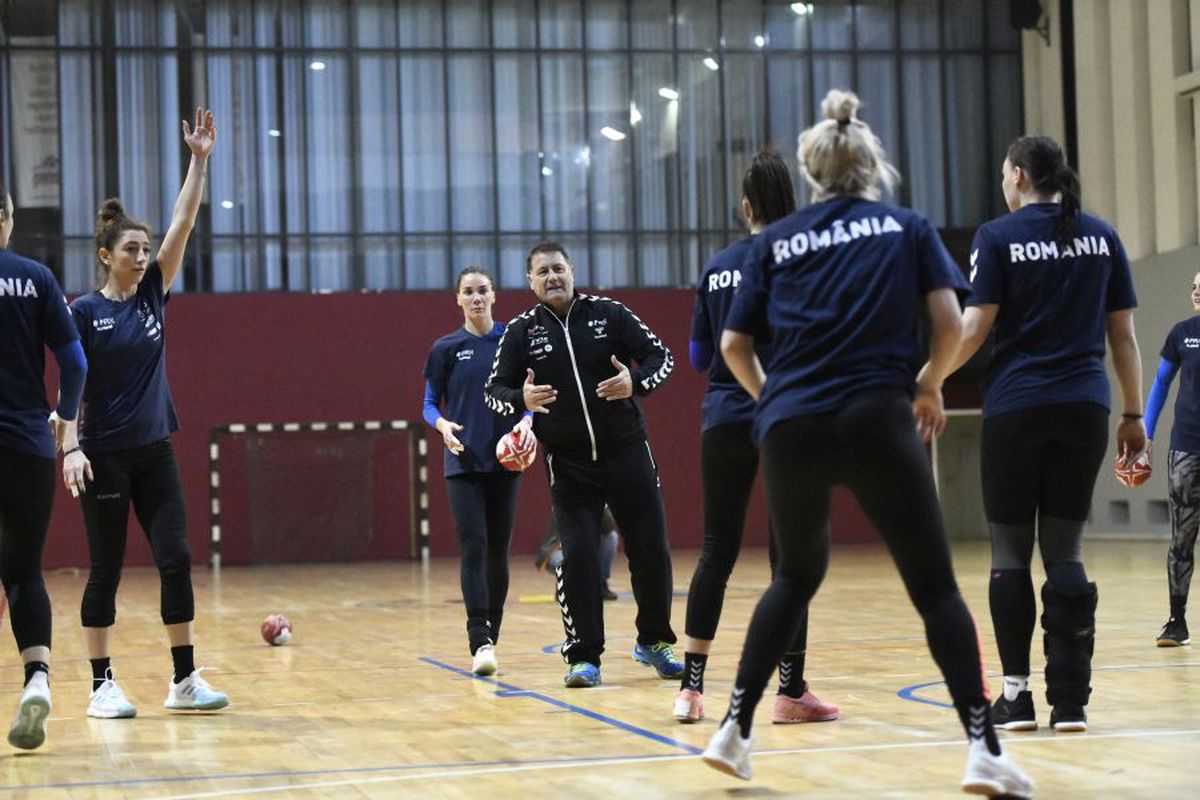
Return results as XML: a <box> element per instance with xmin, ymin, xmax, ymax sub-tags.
<box><xmin>1002</xmin><ymin>675</ymin><xmax>1029</xmax><ymax>701</ymax></box>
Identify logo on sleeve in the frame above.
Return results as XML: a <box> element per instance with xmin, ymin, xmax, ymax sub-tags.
<box><xmin>969</xmin><ymin>249</ymin><xmax>979</xmax><ymax>283</ymax></box>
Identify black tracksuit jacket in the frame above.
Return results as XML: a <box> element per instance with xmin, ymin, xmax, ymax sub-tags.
<box><xmin>484</xmin><ymin>293</ymin><xmax>674</xmax><ymax>460</ymax></box>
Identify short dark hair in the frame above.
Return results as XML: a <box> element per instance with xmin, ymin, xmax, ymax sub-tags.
<box><xmin>742</xmin><ymin>150</ymin><xmax>796</xmax><ymax>227</ymax></box>
<box><xmin>456</xmin><ymin>265</ymin><xmax>494</xmax><ymax>291</ymax></box>
<box><xmin>526</xmin><ymin>241</ymin><xmax>571</xmax><ymax>273</ymax></box>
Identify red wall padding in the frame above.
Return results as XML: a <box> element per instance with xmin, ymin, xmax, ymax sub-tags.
<box><xmin>41</xmin><ymin>288</ymin><xmax>877</xmax><ymax>568</ymax></box>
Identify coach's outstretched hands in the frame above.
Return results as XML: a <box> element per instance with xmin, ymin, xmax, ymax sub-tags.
<box><xmin>596</xmin><ymin>355</ymin><xmax>633</xmax><ymax>401</ymax></box>
<box><xmin>524</xmin><ymin>368</ymin><xmax>557</xmax><ymax>413</ymax></box>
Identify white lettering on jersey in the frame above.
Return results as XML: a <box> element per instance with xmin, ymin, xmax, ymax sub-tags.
<box><xmin>706</xmin><ymin>269</ymin><xmax>742</xmax><ymax>292</ymax></box>
<box><xmin>0</xmin><ymin>277</ymin><xmax>38</xmax><ymax>298</ymax></box>
<box><xmin>1185</xmin><ymin>337</ymin><xmax>1200</xmax><ymax>349</ymax></box>
<box><xmin>771</xmin><ymin>215</ymin><xmax>905</xmax><ymax>264</ymax></box>
<box><xmin>456</xmin><ymin>349</ymin><xmax>474</xmax><ymax>361</ymax></box>
<box><xmin>93</xmin><ymin>317</ymin><xmax>116</xmax><ymax>331</ymax></box>
<box><xmin>1007</xmin><ymin>236</ymin><xmax>1111</xmax><ymax>264</ymax></box>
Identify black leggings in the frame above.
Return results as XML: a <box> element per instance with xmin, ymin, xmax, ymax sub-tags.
<box><xmin>686</xmin><ymin>421</ymin><xmax>806</xmax><ymax>648</ymax></box>
<box><xmin>0</xmin><ymin>447</ymin><xmax>55</xmax><ymax>652</ymax></box>
<box><xmin>981</xmin><ymin>403</ymin><xmax>1106</xmax><ymax>675</ymax></box>
<box><xmin>446</xmin><ymin>471</ymin><xmax>520</xmax><ymax>653</ymax></box>
<box><xmin>733</xmin><ymin>392</ymin><xmax>986</xmax><ymax>729</ymax></box>
<box><xmin>80</xmin><ymin>439</ymin><xmax>193</xmax><ymax>628</ymax></box>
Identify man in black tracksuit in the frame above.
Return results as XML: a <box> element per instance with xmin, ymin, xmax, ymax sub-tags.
<box><xmin>485</xmin><ymin>241</ymin><xmax>682</xmax><ymax>687</ymax></box>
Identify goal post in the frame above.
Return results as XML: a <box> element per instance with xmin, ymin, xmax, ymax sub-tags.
<box><xmin>207</xmin><ymin>419</ymin><xmax>430</xmax><ymax>570</ymax></box>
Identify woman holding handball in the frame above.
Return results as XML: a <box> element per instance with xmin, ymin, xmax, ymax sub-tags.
<box><xmin>423</xmin><ymin>267</ymin><xmax>533</xmax><ymax>675</ymax></box>
<box><xmin>946</xmin><ymin>135</ymin><xmax>1143</xmax><ymax>733</ymax></box>
<box><xmin>60</xmin><ymin>108</ymin><xmax>229</xmax><ymax>719</ymax></box>
<box><xmin>702</xmin><ymin>90</ymin><xmax>1031</xmax><ymax>797</ymax></box>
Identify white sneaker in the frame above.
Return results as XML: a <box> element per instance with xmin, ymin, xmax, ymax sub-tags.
<box><xmin>164</xmin><ymin>669</ymin><xmax>229</xmax><ymax>711</ymax></box>
<box><xmin>8</xmin><ymin>671</ymin><xmax>51</xmax><ymax>750</ymax></box>
<box><xmin>88</xmin><ymin>672</ymin><xmax>137</xmax><ymax>719</ymax></box>
<box><xmin>472</xmin><ymin>644</ymin><xmax>498</xmax><ymax>676</ymax></box>
<box><xmin>961</xmin><ymin>738</ymin><xmax>1035</xmax><ymax>798</ymax></box>
<box><xmin>701</xmin><ymin>717</ymin><xmax>753</xmax><ymax>780</ymax></box>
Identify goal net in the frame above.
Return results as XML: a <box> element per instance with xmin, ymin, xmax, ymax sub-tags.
<box><xmin>207</xmin><ymin>420</ymin><xmax>429</xmax><ymax>568</ymax></box>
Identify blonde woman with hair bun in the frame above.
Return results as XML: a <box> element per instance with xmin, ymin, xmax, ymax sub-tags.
<box><xmin>701</xmin><ymin>89</ymin><xmax>1033</xmax><ymax>797</ymax></box>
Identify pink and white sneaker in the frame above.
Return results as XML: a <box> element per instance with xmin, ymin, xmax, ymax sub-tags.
<box><xmin>772</xmin><ymin>690</ymin><xmax>839</xmax><ymax>723</ymax></box>
<box><xmin>673</xmin><ymin>688</ymin><xmax>704</xmax><ymax>723</ymax></box>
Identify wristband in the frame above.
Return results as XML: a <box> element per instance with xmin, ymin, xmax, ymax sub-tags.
<box><xmin>1121</xmin><ymin>413</ymin><xmax>1143</xmax><ymax>420</ymax></box>
<box><xmin>64</xmin><ymin>446</ymin><xmax>81</xmax><ymax>456</ymax></box>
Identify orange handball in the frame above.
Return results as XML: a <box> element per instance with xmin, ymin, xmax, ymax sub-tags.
<box><xmin>496</xmin><ymin>430</ymin><xmax>537</xmax><ymax>472</ymax></box>
<box><xmin>1114</xmin><ymin>453</ymin><xmax>1152</xmax><ymax>487</ymax></box>
<box><xmin>261</xmin><ymin>613</ymin><xmax>292</xmax><ymax>646</ymax></box>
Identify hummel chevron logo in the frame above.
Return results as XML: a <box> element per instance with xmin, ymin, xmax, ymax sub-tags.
<box><xmin>969</xmin><ymin>249</ymin><xmax>979</xmax><ymax>283</ymax></box>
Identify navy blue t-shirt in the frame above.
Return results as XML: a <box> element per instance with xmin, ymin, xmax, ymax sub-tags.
<box><xmin>71</xmin><ymin>262</ymin><xmax>180</xmax><ymax>452</ymax></box>
<box><xmin>727</xmin><ymin>197</ymin><xmax>968</xmax><ymax>443</ymax></box>
<box><xmin>0</xmin><ymin>251</ymin><xmax>79</xmax><ymax>458</ymax></box>
<box><xmin>424</xmin><ymin>323</ymin><xmax>522</xmax><ymax>477</ymax></box>
<box><xmin>690</xmin><ymin>236</ymin><xmax>773</xmax><ymax>431</ymax></box>
<box><xmin>1160</xmin><ymin>317</ymin><xmax>1200</xmax><ymax>454</ymax></box>
<box><xmin>967</xmin><ymin>203</ymin><xmax>1137</xmax><ymax>417</ymax></box>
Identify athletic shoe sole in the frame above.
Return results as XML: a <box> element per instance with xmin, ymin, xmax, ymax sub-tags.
<box><xmin>165</xmin><ymin>697</ymin><xmax>229</xmax><ymax>711</ymax></box>
<box><xmin>86</xmin><ymin>706</ymin><xmax>136</xmax><ymax>719</ymax></box>
<box><xmin>994</xmin><ymin>719</ymin><xmax>1038</xmax><ymax>732</ymax></box>
<box><xmin>632</xmin><ymin>652</ymin><xmax>683</xmax><ymax>679</ymax></box>
<box><xmin>1052</xmin><ymin>720</ymin><xmax>1087</xmax><ymax>732</ymax></box>
<box><xmin>7</xmin><ymin>695</ymin><xmax>50</xmax><ymax>750</ymax></box>
<box><xmin>1156</xmin><ymin>637</ymin><xmax>1190</xmax><ymax>647</ymax></box>
<box><xmin>701</xmin><ymin>753</ymin><xmax>750</xmax><ymax>781</ymax></box>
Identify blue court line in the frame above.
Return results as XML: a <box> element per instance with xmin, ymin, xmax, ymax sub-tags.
<box><xmin>0</xmin><ymin>752</ymin><xmax>675</xmax><ymax>793</ymax></box>
<box><xmin>418</xmin><ymin>656</ymin><xmax>703</xmax><ymax>754</ymax></box>
<box><xmin>896</xmin><ymin>679</ymin><xmax>954</xmax><ymax>709</ymax></box>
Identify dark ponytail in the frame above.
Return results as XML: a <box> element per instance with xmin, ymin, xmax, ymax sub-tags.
<box><xmin>93</xmin><ymin>197</ymin><xmax>151</xmax><ymax>273</ymax></box>
<box><xmin>742</xmin><ymin>150</ymin><xmax>797</xmax><ymax>227</ymax></box>
<box><xmin>1006</xmin><ymin>135</ymin><xmax>1080</xmax><ymax>243</ymax></box>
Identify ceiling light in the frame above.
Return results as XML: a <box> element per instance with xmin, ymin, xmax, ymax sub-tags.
<box><xmin>310</xmin><ymin>61</ymin><xmax>326</xmax><ymax>71</ymax></box>
<box><xmin>791</xmin><ymin>3</ymin><xmax>815</xmax><ymax>16</ymax></box>
<box><xmin>220</xmin><ymin>200</ymin><xmax>234</xmax><ymax>209</ymax></box>
<box><xmin>754</xmin><ymin>34</ymin><xmax>766</xmax><ymax>48</ymax></box>
<box><xmin>600</xmin><ymin>126</ymin><xmax>627</xmax><ymax>141</ymax></box>
<box><xmin>658</xmin><ymin>87</ymin><xmax>680</xmax><ymax>101</ymax></box>
<box><xmin>703</xmin><ymin>57</ymin><xmax>720</xmax><ymax>71</ymax></box>
<box><xmin>267</xmin><ymin>128</ymin><xmax>281</xmax><ymax>137</ymax></box>
<box><xmin>630</xmin><ymin>102</ymin><xmax>642</xmax><ymax>125</ymax></box>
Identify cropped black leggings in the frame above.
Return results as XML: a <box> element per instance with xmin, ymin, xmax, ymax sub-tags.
<box><xmin>446</xmin><ymin>471</ymin><xmax>520</xmax><ymax>653</ymax></box>
<box><xmin>733</xmin><ymin>392</ymin><xmax>986</xmax><ymax>718</ymax></box>
<box><xmin>685</xmin><ymin>421</ymin><xmax>806</xmax><ymax>649</ymax></box>
<box><xmin>0</xmin><ymin>447</ymin><xmax>55</xmax><ymax>652</ymax></box>
<box><xmin>80</xmin><ymin>439</ymin><xmax>193</xmax><ymax>628</ymax></box>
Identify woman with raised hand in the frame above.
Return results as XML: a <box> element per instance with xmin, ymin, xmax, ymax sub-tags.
<box><xmin>423</xmin><ymin>266</ymin><xmax>533</xmax><ymax>676</ymax></box>
<box><xmin>63</xmin><ymin>107</ymin><xmax>229</xmax><ymax>719</ymax></box>
<box><xmin>702</xmin><ymin>90</ymin><xmax>1032</xmax><ymax>798</ymax></box>
<box><xmin>0</xmin><ymin>183</ymin><xmax>87</xmax><ymax>750</ymax></box>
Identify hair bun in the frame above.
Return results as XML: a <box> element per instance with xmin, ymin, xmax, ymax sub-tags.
<box><xmin>97</xmin><ymin>197</ymin><xmax>126</xmax><ymax>225</ymax></box>
<box><xmin>820</xmin><ymin>89</ymin><xmax>860</xmax><ymax>125</ymax></box>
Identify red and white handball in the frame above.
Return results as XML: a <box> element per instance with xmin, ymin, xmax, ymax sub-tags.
<box><xmin>1115</xmin><ymin>450</ymin><xmax>1152</xmax><ymax>487</ymax></box>
<box><xmin>261</xmin><ymin>613</ymin><xmax>292</xmax><ymax>646</ymax></box>
<box><xmin>496</xmin><ymin>427</ymin><xmax>537</xmax><ymax>472</ymax></box>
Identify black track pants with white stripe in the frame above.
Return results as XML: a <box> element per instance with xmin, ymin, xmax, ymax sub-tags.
<box><xmin>548</xmin><ymin>441</ymin><xmax>676</xmax><ymax>666</ymax></box>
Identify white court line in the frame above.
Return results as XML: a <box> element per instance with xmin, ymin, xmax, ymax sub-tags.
<box><xmin>149</xmin><ymin>727</ymin><xmax>1200</xmax><ymax>800</ymax></box>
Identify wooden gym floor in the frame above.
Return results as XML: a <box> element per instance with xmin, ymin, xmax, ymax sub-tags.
<box><xmin>0</xmin><ymin>540</ymin><xmax>1195</xmax><ymax>798</ymax></box>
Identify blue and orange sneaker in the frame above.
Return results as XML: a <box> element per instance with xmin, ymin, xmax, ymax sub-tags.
<box><xmin>564</xmin><ymin>662</ymin><xmax>601</xmax><ymax>688</ymax></box>
<box><xmin>632</xmin><ymin>641</ymin><xmax>683</xmax><ymax>679</ymax></box>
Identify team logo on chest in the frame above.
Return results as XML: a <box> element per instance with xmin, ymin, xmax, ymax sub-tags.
<box><xmin>93</xmin><ymin>317</ymin><xmax>116</xmax><ymax>332</ymax></box>
<box><xmin>456</xmin><ymin>348</ymin><xmax>474</xmax><ymax>361</ymax></box>
<box><xmin>1185</xmin><ymin>337</ymin><xmax>1200</xmax><ymax>349</ymax></box>
<box><xmin>587</xmin><ymin>318</ymin><xmax>608</xmax><ymax>339</ymax></box>
<box><xmin>137</xmin><ymin>301</ymin><xmax>162</xmax><ymax>342</ymax></box>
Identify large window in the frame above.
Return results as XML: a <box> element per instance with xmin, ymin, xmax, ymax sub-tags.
<box><xmin>0</xmin><ymin>0</ymin><xmax>1022</xmax><ymax>293</ymax></box>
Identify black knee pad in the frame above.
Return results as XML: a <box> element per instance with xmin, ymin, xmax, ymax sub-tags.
<box><xmin>1044</xmin><ymin>561</ymin><xmax>1090</xmax><ymax>596</ymax></box>
<box><xmin>1041</xmin><ymin>581</ymin><xmax>1098</xmax><ymax>706</ymax></box>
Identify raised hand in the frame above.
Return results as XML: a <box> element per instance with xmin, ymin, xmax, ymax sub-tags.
<box><xmin>182</xmin><ymin>107</ymin><xmax>217</xmax><ymax>159</ymax></box>
<box><xmin>523</xmin><ymin>368</ymin><xmax>557</xmax><ymax>413</ymax></box>
<box><xmin>596</xmin><ymin>355</ymin><xmax>632</xmax><ymax>401</ymax></box>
